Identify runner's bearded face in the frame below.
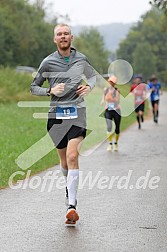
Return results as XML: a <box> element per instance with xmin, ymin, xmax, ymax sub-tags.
<box><xmin>54</xmin><ymin>26</ymin><xmax>73</xmax><ymax>51</ymax></box>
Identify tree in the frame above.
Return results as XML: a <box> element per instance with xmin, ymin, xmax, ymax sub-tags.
<box><xmin>150</xmin><ymin>0</ymin><xmax>167</xmax><ymax>14</ymax></box>
<box><xmin>117</xmin><ymin>9</ymin><xmax>167</xmax><ymax>82</ymax></box>
<box><xmin>150</xmin><ymin>0</ymin><xmax>167</xmax><ymax>32</ymax></box>
<box><xmin>0</xmin><ymin>0</ymin><xmax>56</xmax><ymax>67</ymax></box>
<box><xmin>117</xmin><ymin>30</ymin><xmax>141</xmax><ymax>63</ymax></box>
<box><xmin>132</xmin><ymin>41</ymin><xmax>156</xmax><ymax>80</ymax></box>
<box><xmin>73</xmin><ymin>27</ymin><xmax>110</xmax><ymax>74</ymax></box>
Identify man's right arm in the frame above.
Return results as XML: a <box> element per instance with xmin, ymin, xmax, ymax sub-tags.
<box><xmin>30</xmin><ymin>62</ymin><xmax>50</xmax><ymax>96</ymax></box>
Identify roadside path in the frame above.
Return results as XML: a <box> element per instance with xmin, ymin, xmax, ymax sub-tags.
<box><xmin>0</xmin><ymin>93</ymin><xmax>167</xmax><ymax>252</ymax></box>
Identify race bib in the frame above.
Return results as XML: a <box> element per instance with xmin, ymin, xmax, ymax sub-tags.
<box><xmin>55</xmin><ymin>105</ymin><xmax>78</xmax><ymax>119</ymax></box>
<box><xmin>108</xmin><ymin>102</ymin><xmax>116</xmax><ymax>110</ymax></box>
<box><xmin>153</xmin><ymin>95</ymin><xmax>159</xmax><ymax>101</ymax></box>
<box><xmin>136</xmin><ymin>96</ymin><xmax>142</xmax><ymax>103</ymax></box>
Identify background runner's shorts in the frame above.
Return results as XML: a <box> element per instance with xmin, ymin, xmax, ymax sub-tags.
<box><xmin>151</xmin><ymin>100</ymin><xmax>159</xmax><ymax>107</ymax></box>
<box><xmin>47</xmin><ymin>107</ymin><xmax>87</xmax><ymax>149</ymax></box>
<box><xmin>135</xmin><ymin>103</ymin><xmax>145</xmax><ymax>113</ymax></box>
<box><xmin>104</xmin><ymin>109</ymin><xmax>121</xmax><ymax>120</ymax></box>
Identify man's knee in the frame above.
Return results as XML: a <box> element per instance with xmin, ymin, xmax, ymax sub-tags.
<box><xmin>67</xmin><ymin>152</ymin><xmax>78</xmax><ymax>165</ymax></box>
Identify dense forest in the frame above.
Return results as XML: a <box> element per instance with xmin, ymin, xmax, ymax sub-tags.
<box><xmin>0</xmin><ymin>0</ymin><xmax>55</xmax><ymax>67</ymax></box>
<box><xmin>0</xmin><ymin>0</ymin><xmax>109</xmax><ymax>73</ymax></box>
<box><xmin>0</xmin><ymin>0</ymin><xmax>167</xmax><ymax>81</ymax></box>
<box><xmin>117</xmin><ymin>5</ymin><xmax>167</xmax><ymax>82</ymax></box>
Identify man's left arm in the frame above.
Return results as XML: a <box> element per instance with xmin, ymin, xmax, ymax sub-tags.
<box><xmin>76</xmin><ymin>60</ymin><xmax>97</xmax><ymax>96</ymax></box>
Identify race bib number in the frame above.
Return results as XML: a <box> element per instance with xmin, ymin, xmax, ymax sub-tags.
<box><xmin>153</xmin><ymin>95</ymin><xmax>159</xmax><ymax>101</ymax></box>
<box><xmin>108</xmin><ymin>102</ymin><xmax>116</xmax><ymax>110</ymax></box>
<box><xmin>55</xmin><ymin>105</ymin><xmax>78</xmax><ymax>119</ymax></box>
<box><xmin>135</xmin><ymin>96</ymin><xmax>142</xmax><ymax>103</ymax></box>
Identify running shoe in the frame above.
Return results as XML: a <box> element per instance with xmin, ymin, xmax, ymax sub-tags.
<box><xmin>65</xmin><ymin>205</ymin><xmax>79</xmax><ymax>224</ymax></box>
<box><xmin>114</xmin><ymin>142</ymin><xmax>118</xmax><ymax>151</ymax></box>
<box><xmin>154</xmin><ymin>115</ymin><xmax>158</xmax><ymax>123</ymax></box>
<box><xmin>65</xmin><ymin>219</ymin><xmax>76</xmax><ymax>225</ymax></box>
<box><xmin>107</xmin><ymin>143</ymin><xmax>112</xmax><ymax>151</ymax></box>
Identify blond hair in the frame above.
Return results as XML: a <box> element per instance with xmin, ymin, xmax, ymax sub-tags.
<box><xmin>54</xmin><ymin>24</ymin><xmax>71</xmax><ymax>36</ymax></box>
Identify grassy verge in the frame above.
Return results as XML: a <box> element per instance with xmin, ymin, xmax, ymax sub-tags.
<box><xmin>0</xmin><ymin>68</ymin><xmax>149</xmax><ymax>188</ymax></box>
<box><xmin>0</xmin><ymin>103</ymin><xmax>58</xmax><ymax>188</ymax></box>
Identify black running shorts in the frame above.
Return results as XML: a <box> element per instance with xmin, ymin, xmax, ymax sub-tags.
<box><xmin>151</xmin><ymin>100</ymin><xmax>159</xmax><ymax>108</ymax></box>
<box><xmin>135</xmin><ymin>103</ymin><xmax>145</xmax><ymax>113</ymax></box>
<box><xmin>47</xmin><ymin>107</ymin><xmax>87</xmax><ymax>149</ymax></box>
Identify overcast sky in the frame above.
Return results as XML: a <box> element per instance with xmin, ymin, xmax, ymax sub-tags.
<box><xmin>39</xmin><ymin>0</ymin><xmax>151</xmax><ymax>26</ymax></box>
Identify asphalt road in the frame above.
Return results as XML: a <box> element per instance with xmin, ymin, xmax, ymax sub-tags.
<box><xmin>0</xmin><ymin>93</ymin><xmax>167</xmax><ymax>252</ymax></box>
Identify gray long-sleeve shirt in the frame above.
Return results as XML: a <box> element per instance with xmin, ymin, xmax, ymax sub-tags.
<box><xmin>30</xmin><ymin>47</ymin><xmax>97</xmax><ymax>109</ymax></box>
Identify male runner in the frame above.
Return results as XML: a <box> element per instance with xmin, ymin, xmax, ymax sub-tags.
<box><xmin>101</xmin><ymin>76</ymin><xmax>121</xmax><ymax>151</ymax></box>
<box><xmin>30</xmin><ymin>24</ymin><xmax>96</xmax><ymax>224</ymax></box>
<box><xmin>130</xmin><ymin>76</ymin><xmax>147</xmax><ymax>129</ymax></box>
<box><xmin>148</xmin><ymin>77</ymin><xmax>162</xmax><ymax>123</ymax></box>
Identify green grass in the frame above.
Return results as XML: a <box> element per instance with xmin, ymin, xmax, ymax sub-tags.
<box><xmin>0</xmin><ymin>103</ymin><xmax>59</xmax><ymax>188</ymax></box>
<box><xmin>0</xmin><ymin>68</ymin><xmax>149</xmax><ymax>188</ymax></box>
<box><xmin>0</xmin><ymin>66</ymin><xmax>49</xmax><ymax>102</ymax></box>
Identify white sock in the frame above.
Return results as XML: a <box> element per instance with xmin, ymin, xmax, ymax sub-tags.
<box><xmin>67</xmin><ymin>169</ymin><xmax>79</xmax><ymax>206</ymax></box>
<box><xmin>60</xmin><ymin>166</ymin><xmax>68</xmax><ymax>181</ymax></box>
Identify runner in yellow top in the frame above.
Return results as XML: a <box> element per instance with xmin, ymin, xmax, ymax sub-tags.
<box><xmin>101</xmin><ymin>76</ymin><xmax>121</xmax><ymax>151</ymax></box>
